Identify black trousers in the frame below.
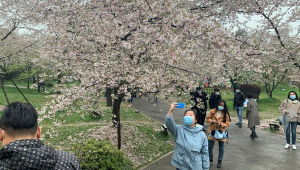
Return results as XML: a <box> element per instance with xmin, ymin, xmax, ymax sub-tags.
<box><xmin>192</xmin><ymin>106</ymin><xmax>206</xmax><ymax>126</ymax></box>
<box><xmin>198</xmin><ymin>110</ymin><xmax>207</xmax><ymax>126</ymax></box>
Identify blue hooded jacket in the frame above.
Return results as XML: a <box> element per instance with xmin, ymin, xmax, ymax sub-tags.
<box><xmin>165</xmin><ymin>114</ymin><xmax>210</xmax><ymax>170</ymax></box>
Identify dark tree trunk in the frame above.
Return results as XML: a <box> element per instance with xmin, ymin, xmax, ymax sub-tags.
<box><xmin>0</xmin><ymin>76</ymin><xmax>9</xmax><ymax>104</ymax></box>
<box><xmin>37</xmin><ymin>82</ymin><xmax>41</xmax><ymax>93</ymax></box>
<box><xmin>112</xmin><ymin>87</ymin><xmax>125</xmax><ymax>150</ymax></box>
<box><xmin>33</xmin><ymin>77</ymin><xmax>36</xmax><ymax>83</ymax></box>
<box><xmin>57</xmin><ymin>70</ymin><xmax>61</xmax><ymax>84</ymax></box>
<box><xmin>269</xmin><ymin>91</ymin><xmax>273</xmax><ymax>98</ymax></box>
<box><xmin>113</xmin><ymin>97</ymin><xmax>121</xmax><ymax>149</ymax></box>
<box><xmin>27</xmin><ymin>78</ymin><xmax>30</xmax><ymax>89</ymax></box>
<box><xmin>106</xmin><ymin>87</ymin><xmax>112</xmax><ymax>107</ymax></box>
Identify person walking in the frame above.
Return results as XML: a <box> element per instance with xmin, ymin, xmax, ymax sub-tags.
<box><xmin>279</xmin><ymin>91</ymin><xmax>300</xmax><ymax>150</ymax></box>
<box><xmin>209</xmin><ymin>88</ymin><xmax>221</xmax><ymax>109</ymax></box>
<box><xmin>165</xmin><ymin>102</ymin><xmax>210</xmax><ymax>170</ymax></box>
<box><xmin>192</xmin><ymin>87</ymin><xmax>208</xmax><ymax>126</ymax></box>
<box><xmin>234</xmin><ymin>87</ymin><xmax>245</xmax><ymax>127</ymax></box>
<box><xmin>246</xmin><ymin>93</ymin><xmax>260</xmax><ymax>139</ymax></box>
<box><xmin>206</xmin><ymin>100</ymin><xmax>231</xmax><ymax>168</ymax></box>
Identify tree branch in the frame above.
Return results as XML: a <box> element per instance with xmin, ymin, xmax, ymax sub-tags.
<box><xmin>0</xmin><ymin>40</ymin><xmax>39</xmax><ymax>60</ymax></box>
<box><xmin>1</xmin><ymin>22</ymin><xmax>18</xmax><ymax>41</ymax></box>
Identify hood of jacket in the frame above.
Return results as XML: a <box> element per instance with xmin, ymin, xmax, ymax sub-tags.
<box><xmin>0</xmin><ymin>139</ymin><xmax>58</xmax><ymax>170</ymax></box>
<box><xmin>182</xmin><ymin>124</ymin><xmax>203</xmax><ymax>132</ymax></box>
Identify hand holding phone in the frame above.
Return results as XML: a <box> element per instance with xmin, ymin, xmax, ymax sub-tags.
<box><xmin>175</xmin><ymin>103</ymin><xmax>185</xmax><ymax>108</ymax></box>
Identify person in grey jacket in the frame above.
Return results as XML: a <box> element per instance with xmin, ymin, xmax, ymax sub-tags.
<box><xmin>165</xmin><ymin>102</ymin><xmax>210</xmax><ymax>170</ymax></box>
<box><xmin>0</xmin><ymin>102</ymin><xmax>81</xmax><ymax>170</ymax></box>
<box><xmin>246</xmin><ymin>93</ymin><xmax>260</xmax><ymax>139</ymax></box>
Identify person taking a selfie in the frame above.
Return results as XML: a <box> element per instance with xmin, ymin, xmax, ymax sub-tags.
<box><xmin>165</xmin><ymin>102</ymin><xmax>210</xmax><ymax>170</ymax></box>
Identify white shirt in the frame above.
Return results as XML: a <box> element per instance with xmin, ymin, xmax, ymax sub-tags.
<box><xmin>217</xmin><ymin>111</ymin><xmax>221</xmax><ymax>118</ymax></box>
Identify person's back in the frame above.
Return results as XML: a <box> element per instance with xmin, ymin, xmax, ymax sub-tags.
<box><xmin>0</xmin><ymin>102</ymin><xmax>80</xmax><ymax>170</ymax></box>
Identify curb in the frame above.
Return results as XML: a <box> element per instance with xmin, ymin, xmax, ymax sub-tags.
<box><xmin>137</xmin><ymin>151</ymin><xmax>174</xmax><ymax>170</ymax></box>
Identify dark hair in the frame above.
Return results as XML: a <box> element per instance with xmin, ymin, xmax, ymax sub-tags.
<box><xmin>288</xmin><ymin>91</ymin><xmax>298</xmax><ymax>100</ymax></box>
<box><xmin>0</xmin><ymin>102</ymin><xmax>38</xmax><ymax>137</ymax></box>
<box><xmin>184</xmin><ymin>109</ymin><xmax>197</xmax><ymax>118</ymax></box>
<box><xmin>217</xmin><ymin>100</ymin><xmax>231</xmax><ymax>122</ymax></box>
<box><xmin>246</xmin><ymin>93</ymin><xmax>253</xmax><ymax>98</ymax></box>
<box><xmin>214</xmin><ymin>88</ymin><xmax>220</xmax><ymax>92</ymax></box>
<box><xmin>196</xmin><ymin>87</ymin><xmax>203</xmax><ymax>90</ymax></box>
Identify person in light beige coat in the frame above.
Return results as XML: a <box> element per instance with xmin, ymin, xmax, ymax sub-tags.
<box><xmin>279</xmin><ymin>91</ymin><xmax>300</xmax><ymax>150</ymax></box>
<box><xmin>246</xmin><ymin>93</ymin><xmax>260</xmax><ymax>139</ymax></box>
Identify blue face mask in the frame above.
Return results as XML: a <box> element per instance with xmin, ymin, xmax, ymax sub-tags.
<box><xmin>218</xmin><ymin>106</ymin><xmax>224</xmax><ymax>111</ymax></box>
<box><xmin>183</xmin><ymin>116</ymin><xmax>194</xmax><ymax>126</ymax></box>
<box><xmin>236</xmin><ymin>90</ymin><xmax>240</xmax><ymax>93</ymax></box>
<box><xmin>198</xmin><ymin>91</ymin><xmax>202</xmax><ymax>94</ymax></box>
<box><xmin>216</xmin><ymin>92</ymin><xmax>220</xmax><ymax>95</ymax></box>
<box><xmin>290</xmin><ymin>95</ymin><xmax>296</xmax><ymax>100</ymax></box>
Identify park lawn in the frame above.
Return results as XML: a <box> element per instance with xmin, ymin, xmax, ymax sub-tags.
<box><xmin>39</xmin><ymin>102</ymin><xmax>174</xmax><ymax>169</ymax></box>
<box><xmin>1</xmin><ymin>80</ymin><xmax>298</xmax><ymax>168</ymax></box>
<box><xmin>0</xmin><ymin>86</ymin><xmax>56</xmax><ymax>109</ymax></box>
<box><xmin>0</xmin><ymin>82</ymin><xmax>174</xmax><ymax>169</ymax></box>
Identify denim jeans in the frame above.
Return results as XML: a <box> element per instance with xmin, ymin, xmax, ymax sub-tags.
<box><xmin>286</xmin><ymin>122</ymin><xmax>298</xmax><ymax>145</ymax></box>
<box><xmin>236</xmin><ymin>106</ymin><xmax>244</xmax><ymax>124</ymax></box>
<box><xmin>208</xmin><ymin>139</ymin><xmax>224</xmax><ymax>161</ymax></box>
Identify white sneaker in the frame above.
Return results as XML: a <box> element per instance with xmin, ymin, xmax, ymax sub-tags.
<box><xmin>292</xmin><ymin>145</ymin><xmax>297</xmax><ymax>150</ymax></box>
<box><xmin>285</xmin><ymin>144</ymin><xmax>290</xmax><ymax>149</ymax></box>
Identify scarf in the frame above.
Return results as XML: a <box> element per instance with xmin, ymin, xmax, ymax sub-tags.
<box><xmin>288</xmin><ymin>99</ymin><xmax>299</xmax><ymax>104</ymax></box>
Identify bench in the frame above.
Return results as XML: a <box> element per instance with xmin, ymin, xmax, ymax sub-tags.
<box><xmin>269</xmin><ymin>124</ymin><xmax>279</xmax><ymax>131</ymax></box>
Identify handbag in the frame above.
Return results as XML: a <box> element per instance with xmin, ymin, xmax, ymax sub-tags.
<box><xmin>208</xmin><ymin>127</ymin><xmax>229</xmax><ymax>139</ymax></box>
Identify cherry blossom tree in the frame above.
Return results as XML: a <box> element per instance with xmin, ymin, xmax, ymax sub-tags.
<box><xmin>0</xmin><ymin>0</ymin><xmax>47</xmax><ymax>103</ymax></box>
<box><xmin>40</xmin><ymin>0</ymin><xmax>232</xmax><ymax>148</ymax></box>
<box><xmin>192</xmin><ymin>0</ymin><xmax>300</xmax><ymax>96</ymax></box>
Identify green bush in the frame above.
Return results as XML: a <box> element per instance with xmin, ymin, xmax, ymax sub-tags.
<box><xmin>73</xmin><ymin>139</ymin><xmax>134</xmax><ymax>170</ymax></box>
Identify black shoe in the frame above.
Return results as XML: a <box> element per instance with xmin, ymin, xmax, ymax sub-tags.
<box><xmin>217</xmin><ymin>160</ymin><xmax>222</xmax><ymax>168</ymax></box>
<box><xmin>235</xmin><ymin>123</ymin><xmax>240</xmax><ymax>125</ymax></box>
<box><xmin>239</xmin><ymin>124</ymin><xmax>242</xmax><ymax>128</ymax></box>
<box><xmin>251</xmin><ymin>132</ymin><xmax>258</xmax><ymax>139</ymax></box>
<box><xmin>250</xmin><ymin>132</ymin><xmax>254</xmax><ymax>137</ymax></box>
<box><xmin>210</xmin><ymin>159</ymin><xmax>213</xmax><ymax>162</ymax></box>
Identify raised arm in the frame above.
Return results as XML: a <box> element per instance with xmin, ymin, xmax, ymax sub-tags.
<box><xmin>165</xmin><ymin>102</ymin><xmax>178</xmax><ymax>137</ymax></box>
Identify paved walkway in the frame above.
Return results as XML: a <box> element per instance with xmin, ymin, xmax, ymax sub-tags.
<box><xmin>132</xmin><ymin>97</ymin><xmax>300</xmax><ymax>170</ymax></box>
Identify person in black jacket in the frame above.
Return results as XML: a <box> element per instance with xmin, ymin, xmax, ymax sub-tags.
<box><xmin>191</xmin><ymin>87</ymin><xmax>208</xmax><ymax>126</ymax></box>
<box><xmin>0</xmin><ymin>102</ymin><xmax>81</xmax><ymax>170</ymax></box>
<box><xmin>209</xmin><ymin>88</ymin><xmax>222</xmax><ymax>109</ymax></box>
<box><xmin>234</xmin><ymin>87</ymin><xmax>246</xmax><ymax>127</ymax></box>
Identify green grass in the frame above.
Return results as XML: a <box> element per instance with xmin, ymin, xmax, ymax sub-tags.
<box><xmin>1</xmin><ymin>80</ymin><xmax>298</xmax><ymax>168</ymax></box>
<box><xmin>0</xmin><ymin>87</ymin><xmax>56</xmax><ymax>107</ymax></box>
<box><xmin>0</xmin><ymin>79</ymin><xmax>174</xmax><ymax>169</ymax></box>
<box><xmin>0</xmin><ymin>80</ymin><xmax>56</xmax><ymax>108</ymax></box>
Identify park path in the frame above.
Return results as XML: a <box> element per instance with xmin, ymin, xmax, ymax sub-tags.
<box><xmin>132</xmin><ymin>97</ymin><xmax>300</xmax><ymax>170</ymax></box>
